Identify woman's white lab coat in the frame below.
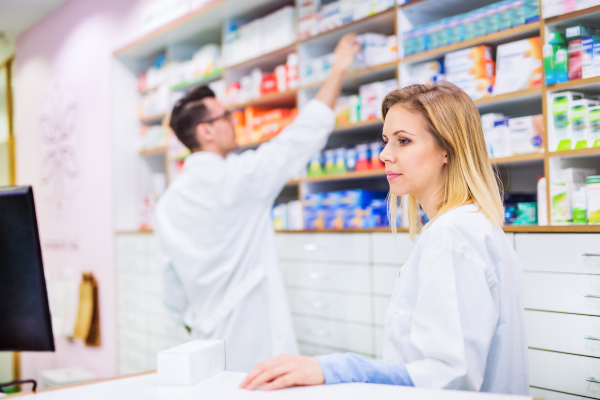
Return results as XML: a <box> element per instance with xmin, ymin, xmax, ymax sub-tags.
<box><xmin>155</xmin><ymin>100</ymin><xmax>335</xmax><ymax>372</ymax></box>
<box><xmin>383</xmin><ymin>203</ymin><xmax>529</xmax><ymax>393</ymax></box>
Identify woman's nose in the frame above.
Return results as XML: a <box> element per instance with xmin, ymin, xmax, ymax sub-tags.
<box><xmin>379</xmin><ymin>143</ymin><xmax>394</xmax><ymax>164</ymax></box>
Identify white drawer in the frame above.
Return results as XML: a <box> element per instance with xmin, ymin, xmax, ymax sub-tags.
<box><xmin>529</xmin><ymin>348</ymin><xmax>600</xmax><ymax>398</ymax></box>
<box><xmin>116</xmin><ymin>256</ymin><xmax>147</xmax><ymax>274</ymax></box>
<box><xmin>118</xmin><ymin>273</ymin><xmax>149</xmax><ymax>295</ymax></box>
<box><xmin>529</xmin><ymin>387</ymin><xmax>585</xmax><ymax>400</ymax></box>
<box><xmin>374</xmin><ymin>296</ymin><xmax>389</xmax><ymax>327</ymax></box>
<box><xmin>116</xmin><ymin>234</ymin><xmax>146</xmax><ymax>257</ymax></box>
<box><xmin>504</xmin><ymin>232</ymin><xmax>515</xmax><ymax>249</ymax></box>
<box><xmin>525</xmin><ymin>310</ymin><xmax>600</xmax><ymax>358</ymax></box>
<box><xmin>276</xmin><ymin>233</ymin><xmax>370</xmax><ymax>263</ymax></box>
<box><xmin>371</xmin><ymin>233</ymin><xmax>415</xmax><ymax>265</ymax></box>
<box><xmin>293</xmin><ymin>315</ymin><xmax>373</xmax><ymax>355</ymax></box>
<box><xmin>375</xmin><ymin>327</ymin><xmax>384</xmax><ymax>358</ymax></box>
<box><xmin>524</xmin><ymin>272</ymin><xmax>600</xmax><ymax>316</ymax></box>
<box><xmin>281</xmin><ymin>262</ymin><xmax>371</xmax><ymax>294</ymax></box>
<box><xmin>515</xmin><ymin>233</ymin><xmax>600</xmax><ymax>273</ymax></box>
<box><xmin>298</xmin><ymin>343</ymin><xmax>339</xmax><ymax>357</ymax></box>
<box><xmin>287</xmin><ymin>288</ymin><xmax>372</xmax><ymax>324</ymax></box>
<box><xmin>373</xmin><ymin>265</ymin><xmax>401</xmax><ymax>296</ymax></box>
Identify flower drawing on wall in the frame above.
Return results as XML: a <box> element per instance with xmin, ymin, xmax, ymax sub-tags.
<box><xmin>39</xmin><ymin>78</ymin><xmax>80</xmax><ymax>216</ymax></box>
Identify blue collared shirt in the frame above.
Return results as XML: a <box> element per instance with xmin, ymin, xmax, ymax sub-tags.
<box><xmin>316</xmin><ymin>353</ymin><xmax>414</xmax><ymax>386</ymax></box>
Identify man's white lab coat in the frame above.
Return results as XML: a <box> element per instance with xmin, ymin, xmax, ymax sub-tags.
<box><xmin>155</xmin><ymin>99</ymin><xmax>335</xmax><ymax>372</ymax></box>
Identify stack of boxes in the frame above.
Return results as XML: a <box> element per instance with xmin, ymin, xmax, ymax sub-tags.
<box><xmin>307</xmin><ymin>142</ymin><xmax>385</xmax><ymax>177</ymax></box>
<box><xmin>402</xmin><ymin>0</ymin><xmax>539</xmax><ymax>57</ymax></box>
<box><xmin>301</xmin><ymin>33</ymin><xmax>397</xmax><ymax>86</ymax></box>
<box><xmin>444</xmin><ymin>45</ymin><xmax>495</xmax><ymax>100</ymax></box>
<box><xmin>482</xmin><ymin>113</ymin><xmax>544</xmax><ymax>158</ymax></box>
<box><xmin>543</xmin><ymin>26</ymin><xmax>600</xmax><ymax>85</ymax></box>
<box><xmin>551</xmin><ymin>168</ymin><xmax>600</xmax><ymax>225</ymax></box>
<box><xmin>549</xmin><ymin>91</ymin><xmax>600</xmax><ymax>151</ymax></box>
<box><xmin>232</xmin><ymin>107</ymin><xmax>298</xmax><ymax>147</ymax></box>
<box><xmin>303</xmin><ymin>190</ymin><xmax>388</xmax><ymax>229</ymax></box>
<box><xmin>297</xmin><ymin>0</ymin><xmax>396</xmax><ymax>39</ymax></box>
<box><xmin>334</xmin><ymin>79</ymin><xmax>397</xmax><ymax>125</ymax></box>
<box><xmin>223</xmin><ymin>6</ymin><xmax>296</xmax><ymax>66</ymax></box>
<box><xmin>542</xmin><ymin>0</ymin><xmax>600</xmax><ymax>19</ymax></box>
<box><xmin>225</xmin><ymin>54</ymin><xmax>299</xmax><ymax>106</ymax></box>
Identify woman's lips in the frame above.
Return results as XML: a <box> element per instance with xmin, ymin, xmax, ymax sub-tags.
<box><xmin>386</xmin><ymin>171</ymin><xmax>401</xmax><ymax>181</ymax></box>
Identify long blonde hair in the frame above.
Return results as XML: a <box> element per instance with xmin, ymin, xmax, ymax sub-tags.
<box><xmin>382</xmin><ymin>82</ymin><xmax>504</xmax><ymax>238</ymax></box>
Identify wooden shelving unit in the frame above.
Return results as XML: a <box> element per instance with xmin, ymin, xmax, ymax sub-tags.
<box><xmin>171</xmin><ymin>69</ymin><xmax>223</xmax><ymax>91</ymax></box>
<box><xmin>115</xmin><ymin>0</ymin><xmax>600</xmax><ymax>235</ymax></box>
<box><xmin>139</xmin><ymin>113</ymin><xmax>166</xmax><ymax>125</ymax></box>
<box><xmin>275</xmin><ymin>224</ymin><xmax>600</xmax><ymax>233</ymax></box>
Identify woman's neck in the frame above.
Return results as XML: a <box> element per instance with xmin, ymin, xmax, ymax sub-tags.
<box><xmin>414</xmin><ymin>184</ymin><xmax>445</xmax><ymax>221</ymax></box>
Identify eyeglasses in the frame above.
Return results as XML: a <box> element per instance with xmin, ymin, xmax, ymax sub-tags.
<box><xmin>201</xmin><ymin>110</ymin><xmax>232</xmax><ymax>125</ymax></box>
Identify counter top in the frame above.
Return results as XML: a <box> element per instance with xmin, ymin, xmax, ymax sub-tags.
<box><xmin>10</xmin><ymin>371</ymin><xmax>537</xmax><ymax>400</ymax></box>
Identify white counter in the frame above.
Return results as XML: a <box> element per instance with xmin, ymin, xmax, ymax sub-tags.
<box><xmin>14</xmin><ymin>371</ymin><xmax>534</xmax><ymax>400</ymax></box>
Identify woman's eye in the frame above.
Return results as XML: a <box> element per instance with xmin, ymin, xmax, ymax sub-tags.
<box><xmin>399</xmin><ymin>138</ymin><xmax>411</xmax><ymax>146</ymax></box>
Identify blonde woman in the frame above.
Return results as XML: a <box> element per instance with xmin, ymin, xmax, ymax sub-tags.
<box><xmin>240</xmin><ymin>82</ymin><xmax>528</xmax><ymax>394</ymax></box>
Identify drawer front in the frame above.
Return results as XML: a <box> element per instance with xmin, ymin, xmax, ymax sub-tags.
<box><xmin>371</xmin><ymin>233</ymin><xmax>415</xmax><ymax>265</ymax></box>
<box><xmin>373</xmin><ymin>265</ymin><xmax>401</xmax><ymax>296</ymax></box>
<box><xmin>523</xmin><ymin>272</ymin><xmax>600</xmax><ymax>316</ymax></box>
<box><xmin>293</xmin><ymin>315</ymin><xmax>373</xmax><ymax>355</ymax></box>
<box><xmin>515</xmin><ymin>233</ymin><xmax>600</xmax><ymax>273</ymax></box>
<box><xmin>504</xmin><ymin>233</ymin><xmax>515</xmax><ymax>249</ymax></box>
<box><xmin>298</xmin><ymin>342</ymin><xmax>340</xmax><ymax>357</ymax></box>
<box><xmin>529</xmin><ymin>348</ymin><xmax>600</xmax><ymax>398</ymax></box>
<box><xmin>287</xmin><ymin>288</ymin><xmax>372</xmax><ymax>324</ymax></box>
<box><xmin>275</xmin><ymin>233</ymin><xmax>371</xmax><ymax>263</ymax></box>
<box><xmin>374</xmin><ymin>296</ymin><xmax>389</xmax><ymax>327</ymax></box>
<box><xmin>525</xmin><ymin>310</ymin><xmax>600</xmax><ymax>358</ymax></box>
<box><xmin>281</xmin><ymin>262</ymin><xmax>371</xmax><ymax>294</ymax></box>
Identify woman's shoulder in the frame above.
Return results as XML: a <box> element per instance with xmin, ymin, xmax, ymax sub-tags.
<box><xmin>421</xmin><ymin>203</ymin><xmax>501</xmax><ymax>252</ymax></box>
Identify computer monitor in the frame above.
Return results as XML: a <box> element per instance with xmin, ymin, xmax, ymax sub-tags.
<box><xmin>0</xmin><ymin>186</ymin><xmax>54</xmax><ymax>352</ymax></box>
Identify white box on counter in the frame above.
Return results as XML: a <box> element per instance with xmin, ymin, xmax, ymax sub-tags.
<box><xmin>158</xmin><ymin>340</ymin><xmax>226</xmax><ymax>386</ymax></box>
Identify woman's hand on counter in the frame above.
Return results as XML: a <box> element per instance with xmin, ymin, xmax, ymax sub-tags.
<box><xmin>239</xmin><ymin>354</ymin><xmax>325</xmax><ymax>391</ymax></box>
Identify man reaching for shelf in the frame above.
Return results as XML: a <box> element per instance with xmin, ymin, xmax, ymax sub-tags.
<box><xmin>154</xmin><ymin>34</ymin><xmax>360</xmax><ymax>372</ymax></box>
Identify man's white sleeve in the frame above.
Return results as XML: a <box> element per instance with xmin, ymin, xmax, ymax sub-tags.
<box><xmin>234</xmin><ymin>99</ymin><xmax>335</xmax><ymax>200</ymax></box>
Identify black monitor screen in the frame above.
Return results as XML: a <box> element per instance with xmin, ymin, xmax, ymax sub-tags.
<box><xmin>0</xmin><ymin>186</ymin><xmax>54</xmax><ymax>351</ymax></box>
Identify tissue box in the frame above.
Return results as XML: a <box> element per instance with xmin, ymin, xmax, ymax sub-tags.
<box><xmin>157</xmin><ymin>340</ymin><xmax>225</xmax><ymax>386</ymax></box>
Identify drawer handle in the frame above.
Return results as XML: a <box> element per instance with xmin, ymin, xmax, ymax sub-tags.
<box><xmin>306</xmin><ymin>328</ymin><xmax>331</xmax><ymax>337</ymax></box>
<box><xmin>585</xmin><ymin>336</ymin><xmax>600</xmax><ymax>341</ymax></box>
<box><xmin>587</xmin><ymin>377</ymin><xmax>600</xmax><ymax>383</ymax></box>
<box><xmin>583</xmin><ymin>253</ymin><xmax>600</xmax><ymax>257</ymax></box>
<box><xmin>303</xmin><ymin>244</ymin><xmax>318</xmax><ymax>252</ymax></box>
<box><xmin>307</xmin><ymin>272</ymin><xmax>329</xmax><ymax>281</ymax></box>
<box><xmin>310</xmin><ymin>301</ymin><xmax>328</xmax><ymax>309</ymax></box>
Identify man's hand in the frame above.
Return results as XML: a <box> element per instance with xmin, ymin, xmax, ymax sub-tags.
<box><xmin>314</xmin><ymin>34</ymin><xmax>360</xmax><ymax>108</ymax></box>
<box><xmin>332</xmin><ymin>33</ymin><xmax>361</xmax><ymax>74</ymax></box>
<box><xmin>239</xmin><ymin>354</ymin><xmax>325</xmax><ymax>391</ymax></box>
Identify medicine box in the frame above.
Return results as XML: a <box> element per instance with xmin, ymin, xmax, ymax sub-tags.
<box><xmin>582</xmin><ymin>36</ymin><xmax>600</xmax><ymax>78</ymax></box>
<box><xmin>560</xmin><ymin>167</ymin><xmax>597</xmax><ymax>183</ymax></box>
<box><xmin>508</xmin><ymin>115</ymin><xmax>543</xmax><ymax>155</ymax></box>
<box><xmin>588</xmin><ymin>105</ymin><xmax>600</xmax><ymax>147</ymax></box>
<box><xmin>549</xmin><ymin>91</ymin><xmax>585</xmax><ymax>151</ymax></box>
<box><xmin>494</xmin><ymin>37</ymin><xmax>542</xmax><ymax>95</ymax></box>
<box><xmin>157</xmin><ymin>340</ymin><xmax>225</xmax><ymax>386</ymax></box>
<box><xmin>571</xmin><ymin>99</ymin><xmax>599</xmax><ymax>149</ymax></box>
<box><xmin>488</xmin><ymin>117</ymin><xmax>511</xmax><ymax>158</ymax></box>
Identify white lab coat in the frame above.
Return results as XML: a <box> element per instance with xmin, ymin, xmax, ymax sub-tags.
<box><xmin>155</xmin><ymin>99</ymin><xmax>335</xmax><ymax>372</ymax></box>
<box><xmin>383</xmin><ymin>203</ymin><xmax>529</xmax><ymax>394</ymax></box>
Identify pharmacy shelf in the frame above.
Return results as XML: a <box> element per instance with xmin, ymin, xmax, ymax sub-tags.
<box><xmin>546</xmin><ymin>75</ymin><xmax>600</xmax><ymax>93</ymax></box>
<box><xmin>226</xmin><ymin>89</ymin><xmax>297</xmax><ymax>110</ymax></box>
<box><xmin>113</xmin><ymin>0</ymin><xmax>291</xmax><ymax>59</ymax></box>
<box><xmin>303</xmin><ymin>169</ymin><xmax>386</xmax><ymax>183</ymax></box>
<box><xmin>548</xmin><ymin>147</ymin><xmax>600</xmax><ymax>158</ymax></box>
<box><xmin>225</xmin><ymin>43</ymin><xmax>297</xmax><ymax>71</ymax></box>
<box><xmin>398</xmin><ymin>0</ymin><xmax>501</xmax><ymax>27</ymax></box>
<box><xmin>287</xmin><ymin>179</ymin><xmax>300</xmax><ymax>186</ymax></box>
<box><xmin>171</xmin><ymin>69</ymin><xmax>223</xmax><ymax>92</ymax></box>
<box><xmin>474</xmin><ymin>87</ymin><xmax>543</xmax><ymax>107</ymax></box>
<box><xmin>116</xmin><ymin>229</ymin><xmax>156</xmax><ymax>235</ymax></box>
<box><xmin>491</xmin><ymin>152</ymin><xmax>545</xmax><ymax>165</ymax></box>
<box><xmin>140</xmin><ymin>113</ymin><xmax>166</xmax><ymax>125</ymax></box>
<box><xmin>299</xmin><ymin>7</ymin><xmax>396</xmax><ymax>44</ymax></box>
<box><xmin>139</xmin><ymin>146</ymin><xmax>169</xmax><ymax>156</ymax></box>
<box><xmin>300</xmin><ymin>60</ymin><xmax>398</xmax><ymax>91</ymax></box>
<box><xmin>333</xmin><ymin>118</ymin><xmax>384</xmax><ymax>133</ymax></box>
<box><xmin>400</xmin><ymin>22</ymin><xmax>541</xmax><ymax>64</ymax></box>
<box><xmin>544</xmin><ymin>4</ymin><xmax>600</xmax><ymax>26</ymax></box>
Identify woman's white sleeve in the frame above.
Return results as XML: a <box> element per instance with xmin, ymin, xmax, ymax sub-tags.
<box><xmin>404</xmin><ymin>247</ymin><xmax>499</xmax><ymax>390</ymax></box>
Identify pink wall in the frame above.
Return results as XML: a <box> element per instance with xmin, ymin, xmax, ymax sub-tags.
<box><xmin>14</xmin><ymin>0</ymin><xmax>152</xmax><ymax>382</ymax></box>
